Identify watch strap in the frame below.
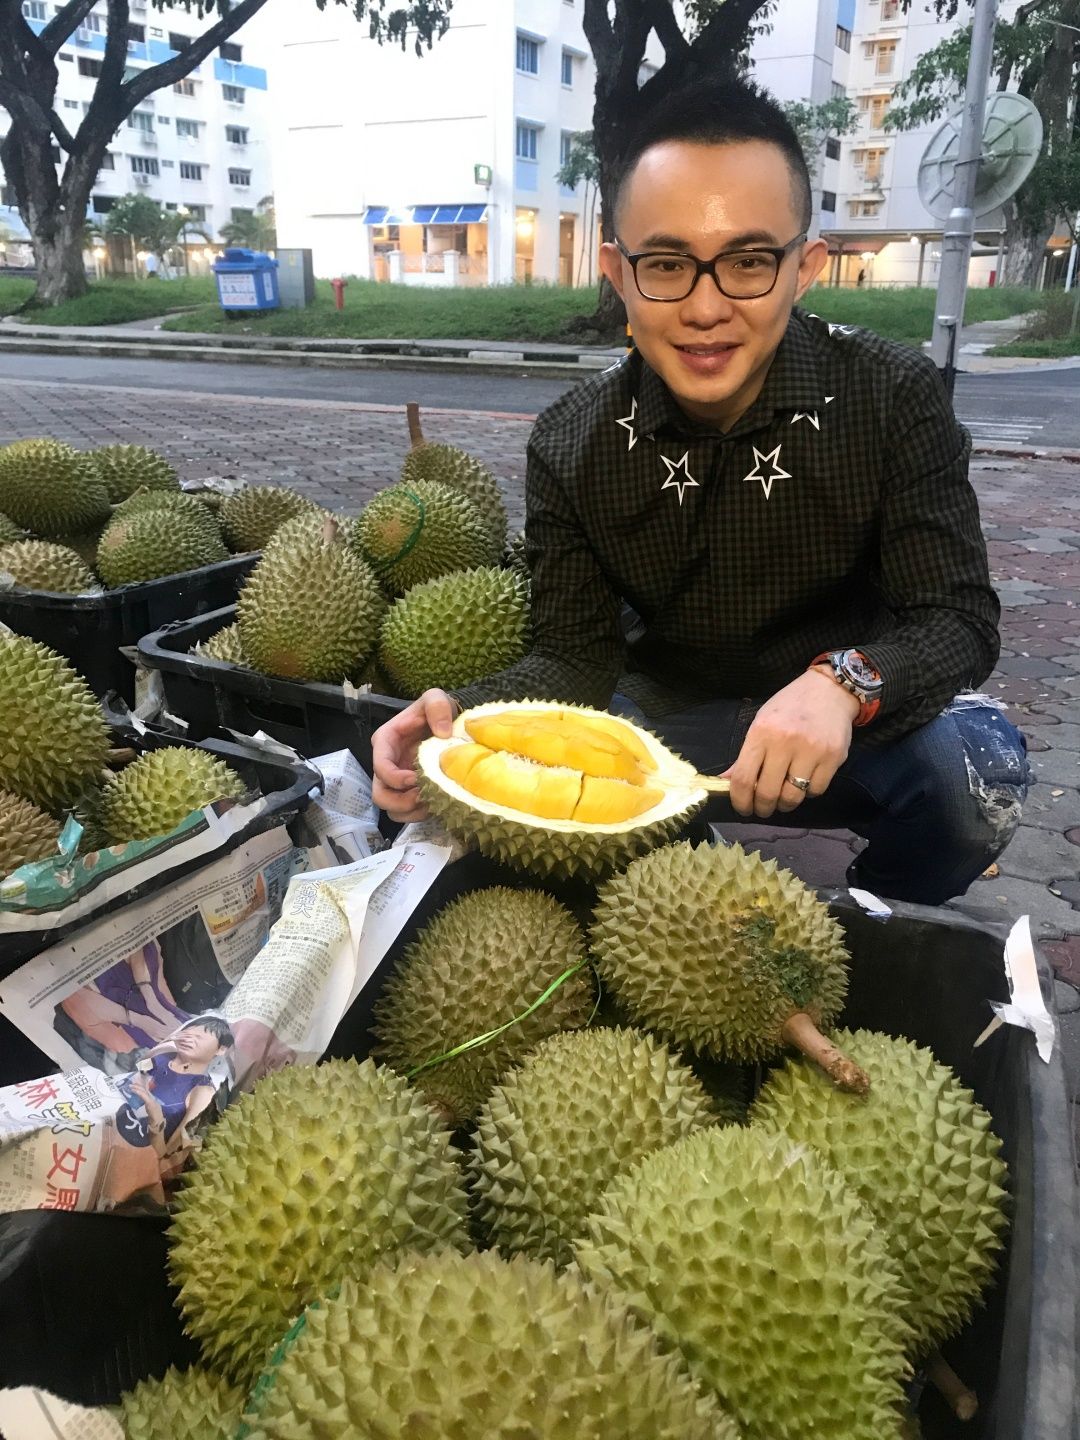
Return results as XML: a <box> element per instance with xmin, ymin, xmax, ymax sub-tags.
<box><xmin>810</xmin><ymin>650</ymin><xmax>881</xmax><ymax>728</ymax></box>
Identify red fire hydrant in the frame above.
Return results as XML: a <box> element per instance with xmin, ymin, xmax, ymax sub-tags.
<box><xmin>331</xmin><ymin>277</ymin><xmax>347</xmax><ymax>311</ymax></box>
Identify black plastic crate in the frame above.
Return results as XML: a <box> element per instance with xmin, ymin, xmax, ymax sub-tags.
<box><xmin>0</xmin><ymin>554</ymin><xmax>257</xmax><ymax>704</ymax></box>
<box><xmin>138</xmin><ymin>605</ymin><xmax>407</xmax><ymax>770</ymax></box>
<box><xmin>0</xmin><ymin>856</ymin><xmax>1075</xmax><ymax>1437</ymax></box>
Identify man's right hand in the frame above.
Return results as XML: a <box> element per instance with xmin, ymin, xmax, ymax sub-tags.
<box><xmin>371</xmin><ymin>688</ymin><xmax>459</xmax><ymax>822</ymax></box>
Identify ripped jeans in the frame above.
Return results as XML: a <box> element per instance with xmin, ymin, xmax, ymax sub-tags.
<box><xmin>611</xmin><ymin>693</ymin><xmax>1031</xmax><ymax>906</ymax></box>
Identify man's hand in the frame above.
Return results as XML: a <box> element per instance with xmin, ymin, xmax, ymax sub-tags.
<box><xmin>371</xmin><ymin>689</ymin><xmax>459</xmax><ymax>822</ymax></box>
<box><xmin>723</xmin><ymin>668</ymin><xmax>859</xmax><ymax>818</ymax></box>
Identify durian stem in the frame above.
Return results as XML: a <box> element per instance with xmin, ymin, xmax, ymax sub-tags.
<box><xmin>926</xmin><ymin>1353</ymin><xmax>978</xmax><ymax>1421</ymax></box>
<box><xmin>780</xmin><ymin>1012</ymin><xmax>871</xmax><ymax>1094</ymax></box>
<box><xmin>696</xmin><ymin>775</ymin><xmax>731</xmax><ymax>794</ymax></box>
<box><xmin>107</xmin><ymin>747</ymin><xmax>138</xmax><ymax>767</ymax></box>
<box><xmin>406</xmin><ymin>401</ymin><xmax>425</xmax><ymax>448</ymax></box>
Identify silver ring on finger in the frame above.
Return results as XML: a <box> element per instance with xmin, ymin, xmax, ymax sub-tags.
<box><xmin>785</xmin><ymin>773</ymin><xmax>811</xmax><ymax>793</ymax></box>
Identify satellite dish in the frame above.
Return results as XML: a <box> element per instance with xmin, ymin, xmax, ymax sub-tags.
<box><xmin>917</xmin><ymin>91</ymin><xmax>1043</xmax><ymax>220</ymax></box>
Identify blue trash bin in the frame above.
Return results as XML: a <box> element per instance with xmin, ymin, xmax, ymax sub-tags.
<box><xmin>212</xmin><ymin>247</ymin><xmax>280</xmax><ymax>312</ymax></box>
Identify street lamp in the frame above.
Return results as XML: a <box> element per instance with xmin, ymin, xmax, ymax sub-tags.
<box><xmin>93</xmin><ymin>245</ymin><xmax>106</xmax><ymax>280</ymax></box>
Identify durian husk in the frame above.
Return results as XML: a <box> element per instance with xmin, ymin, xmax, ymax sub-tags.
<box><xmin>0</xmin><ymin>789</ymin><xmax>61</xmax><ymax>877</ymax></box>
<box><xmin>118</xmin><ymin>1364</ymin><xmax>245</xmax><ymax>1440</ymax></box>
<box><xmin>92</xmin><ymin>443</ymin><xmax>179</xmax><ymax>503</ymax></box>
<box><xmin>96</xmin><ymin>508</ymin><xmax>228</xmax><ymax>588</ymax></box>
<box><xmin>403</xmin><ymin>401</ymin><xmax>507</xmax><ymax>558</ymax></box>
<box><xmin>355</xmin><ymin>478</ymin><xmax>492</xmax><ymax>595</ymax></box>
<box><xmin>241</xmin><ymin>1251</ymin><xmax>740</xmax><ymax>1440</ymax></box>
<box><xmin>99</xmin><ymin>746</ymin><xmax>246</xmax><ymax>842</ymax></box>
<box><xmin>0</xmin><ymin>510</ymin><xmax>26</xmax><ymax>545</ymax></box>
<box><xmin>0</xmin><ymin>438</ymin><xmax>110</xmax><ymax>535</ymax></box>
<box><xmin>218</xmin><ymin>484</ymin><xmax>320</xmax><ymax>552</ymax></box>
<box><xmin>168</xmin><ymin>1059</ymin><xmax>470</xmax><ymax>1385</ymax></box>
<box><xmin>751</xmin><ymin>1027</ymin><xmax>1010</xmax><ymax>1354</ymax></box>
<box><xmin>0</xmin><ymin>538</ymin><xmax>99</xmax><ymax>593</ymax></box>
<box><xmin>196</xmin><ymin>621</ymin><xmax>249</xmax><ymax>667</ymax></box>
<box><xmin>111</xmin><ymin>488</ymin><xmax>225</xmax><ymax>547</ymax></box>
<box><xmin>575</xmin><ymin>1125</ymin><xmax>914</xmax><ymax>1440</ymax></box>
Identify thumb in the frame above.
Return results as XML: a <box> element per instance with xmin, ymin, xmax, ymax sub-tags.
<box><xmin>423</xmin><ymin>690</ymin><xmax>457</xmax><ymax>739</ymax></box>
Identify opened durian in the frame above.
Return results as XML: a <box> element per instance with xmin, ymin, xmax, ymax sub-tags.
<box><xmin>169</xmin><ymin>1059</ymin><xmax>470</xmax><ymax>1384</ymax></box>
<box><xmin>0</xmin><ymin>439</ymin><xmax>110</xmax><ymax>536</ymax></box>
<box><xmin>590</xmin><ymin>840</ymin><xmax>865</xmax><ymax>1089</ymax></box>
<box><xmin>416</xmin><ymin>700</ymin><xmax>710</xmax><ymax>880</ymax></box>
<box><xmin>402</xmin><ymin>402</ymin><xmax>508</xmax><ymax>558</ymax></box>
<box><xmin>372</xmin><ymin>885</ymin><xmax>594</xmax><ymax>1126</ymax></box>
<box><xmin>752</xmin><ymin>1027</ymin><xmax>1010</xmax><ymax>1353</ymax></box>
<box><xmin>118</xmin><ymin>1364</ymin><xmax>245</xmax><ymax>1440</ymax></box>
<box><xmin>0</xmin><ymin>789</ymin><xmax>61</xmax><ymax>876</ymax></box>
<box><xmin>575</xmin><ymin>1125</ymin><xmax>912</xmax><ymax>1440</ymax></box>
<box><xmin>0</xmin><ymin>539</ymin><xmax>98</xmax><ymax>592</ymax></box>
<box><xmin>471</xmin><ymin>1026</ymin><xmax>723</xmax><ymax>1265</ymax></box>
<box><xmin>219</xmin><ymin>484</ymin><xmax>320</xmax><ymax>552</ymax></box>
<box><xmin>93</xmin><ymin>443</ymin><xmax>178</xmax><ymax>503</ymax></box>
<box><xmin>355</xmin><ymin>478</ymin><xmax>491</xmax><ymax>595</ymax></box>
<box><xmin>240</xmin><ymin>1251</ymin><xmax>739</xmax><ymax>1440</ymax></box>
<box><xmin>100</xmin><ymin>747</ymin><xmax>246</xmax><ymax>842</ymax></box>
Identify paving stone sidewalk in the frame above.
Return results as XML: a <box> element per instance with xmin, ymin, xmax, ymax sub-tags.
<box><xmin>1</xmin><ymin>376</ymin><xmax>1077</xmax><ymax>1138</ymax></box>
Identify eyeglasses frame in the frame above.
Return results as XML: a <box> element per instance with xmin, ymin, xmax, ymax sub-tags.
<box><xmin>615</xmin><ymin>231</ymin><xmax>809</xmax><ymax>302</ymax></box>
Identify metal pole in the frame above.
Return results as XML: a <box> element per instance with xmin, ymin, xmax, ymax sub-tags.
<box><xmin>930</xmin><ymin>0</ymin><xmax>998</xmax><ymax>397</ymax></box>
<box><xmin>1065</xmin><ymin>215</ymin><xmax>1079</xmax><ymax>291</ymax></box>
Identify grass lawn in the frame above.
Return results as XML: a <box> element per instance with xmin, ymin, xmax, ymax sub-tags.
<box><xmin>10</xmin><ymin>275</ymin><xmax>215</xmax><ymax>326</ymax></box>
<box><xmin>0</xmin><ymin>275</ymin><xmax>35</xmax><ymax>316</ymax></box>
<box><xmin>987</xmin><ymin>289</ymin><xmax>1080</xmax><ymax>356</ymax></box>
<box><xmin>990</xmin><ymin>337</ymin><xmax>1080</xmax><ymax>358</ymax></box>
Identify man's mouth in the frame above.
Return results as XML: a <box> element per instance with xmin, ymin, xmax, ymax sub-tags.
<box><xmin>675</xmin><ymin>342</ymin><xmax>737</xmax><ymax>354</ymax></box>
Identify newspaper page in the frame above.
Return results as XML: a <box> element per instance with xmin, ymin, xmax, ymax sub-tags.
<box><xmin>0</xmin><ymin>1388</ymin><xmax>122</xmax><ymax>1440</ymax></box>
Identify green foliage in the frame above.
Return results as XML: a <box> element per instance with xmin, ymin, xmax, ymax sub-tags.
<box><xmin>21</xmin><ymin>276</ymin><xmax>215</xmax><ymax>325</ymax></box>
<box><xmin>104</xmin><ymin>194</ymin><xmax>184</xmax><ymax>256</ymax></box>
<box><xmin>801</xmin><ymin>285</ymin><xmax>1040</xmax><ymax>345</ymax></box>
<box><xmin>1009</xmin><ymin>288</ymin><xmax>1080</xmax><ymax>341</ymax></box>
<box><xmin>219</xmin><ymin>197</ymin><xmax>276</xmax><ymax>250</ymax></box>
<box><xmin>153</xmin><ymin>1</ymin><xmax>452</xmax><ymax>53</ymax></box>
<box><xmin>555</xmin><ymin>134</ymin><xmax>599</xmax><ymax>190</ymax></box>
<box><xmin>782</xmin><ymin>98</ymin><xmax>858</xmax><ymax>179</ymax></box>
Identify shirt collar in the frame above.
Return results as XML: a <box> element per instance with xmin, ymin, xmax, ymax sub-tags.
<box><xmin>632</xmin><ymin>307</ymin><xmax>825</xmax><ymax>440</ymax></box>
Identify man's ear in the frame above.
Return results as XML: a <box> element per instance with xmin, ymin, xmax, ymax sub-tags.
<box><xmin>794</xmin><ymin>237</ymin><xmax>829</xmax><ymax>301</ymax></box>
<box><xmin>598</xmin><ymin>242</ymin><xmax>627</xmax><ymax>300</ymax></box>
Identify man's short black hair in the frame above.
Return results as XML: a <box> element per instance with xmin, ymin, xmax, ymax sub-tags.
<box><xmin>614</xmin><ymin>77</ymin><xmax>812</xmax><ymax>234</ymax></box>
<box><xmin>181</xmin><ymin>1014</ymin><xmax>235</xmax><ymax>1049</ymax></box>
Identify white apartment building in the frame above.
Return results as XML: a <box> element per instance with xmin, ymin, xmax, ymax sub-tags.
<box><xmin>0</xmin><ymin>0</ymin><xmax>273</xmax><ymax>268</ymax></box>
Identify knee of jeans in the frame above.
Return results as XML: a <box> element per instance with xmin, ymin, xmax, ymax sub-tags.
<box><xmin>947</xmin><ymin>701</ymin><xmax>1030</xmax><ymax>852</ymax></box>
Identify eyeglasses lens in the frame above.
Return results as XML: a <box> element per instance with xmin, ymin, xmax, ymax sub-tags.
<box><xmin>635</xmin><ymin>251</ymin><xmax>780</xmax><ymax>300</ymax></box>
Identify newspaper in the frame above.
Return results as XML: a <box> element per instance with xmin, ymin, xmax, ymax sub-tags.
<box><xmin>0</xmin><ymin>751</ymin><xmax>456</xmax><ymax>1217</ymax></box>
<box><xmin>0</xmin><ymin>1388</ymin><xmax>122</xmax><ymax>1440</ymax></box>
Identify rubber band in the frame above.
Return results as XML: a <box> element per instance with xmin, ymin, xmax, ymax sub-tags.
<box><xmin>376</xmin><ymin>487</ymin><xmax>426</xmax><ymax>571</ymax></box>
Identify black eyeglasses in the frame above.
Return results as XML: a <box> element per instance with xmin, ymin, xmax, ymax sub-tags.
<box><xmin>616</xmin><ymin>232</ymin><xmax>808</xmax><ymax>302</ymax></box>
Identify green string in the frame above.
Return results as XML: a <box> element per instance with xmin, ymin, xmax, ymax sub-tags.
<box><xmin>406</xmin><ymin>959</ymin><xmax>598</xmax><ymax>1080</ymax></box>
<box><xmin>376</xmin><ymin>486</ymin><xmax>426</xmax><ymax>571</ymax></box>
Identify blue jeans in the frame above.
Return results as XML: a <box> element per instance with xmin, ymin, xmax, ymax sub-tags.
<box><xmin>611</xmin><ymin>694</ymin><xmax>1030</xmax><ymax>906</ymax></box>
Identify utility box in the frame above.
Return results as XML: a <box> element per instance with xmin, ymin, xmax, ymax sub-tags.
<box><xmin>212</xmin><ymin>247</ymin><xmax>280</xmax><ymax>312</ymax></box>
<box><xmin>276</xmin><ymin>247</ymin><xmax>316</xmax><ymax>309</ymax></box>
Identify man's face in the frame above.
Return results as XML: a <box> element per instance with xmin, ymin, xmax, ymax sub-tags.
<box><xmin>599</xmin><ymin>139</ymin><xmax>828</xmax><ymax>428</ymax></box>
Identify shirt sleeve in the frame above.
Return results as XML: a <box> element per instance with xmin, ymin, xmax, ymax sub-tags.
<box><xmin>855</xmin><ymin>359</ymin><xmax>1001</xmax><ymax>738</ymax></box>
<box><xmin>450</xmin><ymin>442</ymin><xmax>626</xmax><ymax>711</ymax></box>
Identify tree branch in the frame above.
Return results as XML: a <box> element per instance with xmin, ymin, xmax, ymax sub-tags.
<box><xmin>40</xmin><ymin>0</ymin><xmax>98</xmax><ymax>56</ymax></box>
<box><xmin>123</xmin><ymin>0</ymin><xmax>271</xmax><ymax>108</ymax></box>
<box><xmin>644</xmin><ymin>0</ymin><xmax>691</xmax><ymax>65</ymax></box>
<box><xmin>695</xmin><ymin>0</ymin><xmax>770</xmax><ymax>62</ymax></box>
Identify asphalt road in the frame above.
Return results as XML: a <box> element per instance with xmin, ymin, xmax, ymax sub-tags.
<box><xmin>0</xmin><ymin>351</ymin><xmax>1077</xmax><ymax>446</ymax></box>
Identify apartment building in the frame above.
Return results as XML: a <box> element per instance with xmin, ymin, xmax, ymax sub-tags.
<box><xmin>0</xmin><ymin>0</ymin><xmax>273</xmax><ymax>267</ymax></box>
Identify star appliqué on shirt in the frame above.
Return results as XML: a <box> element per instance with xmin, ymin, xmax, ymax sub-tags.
<box><xmin>660</xmin><ymin>451</ymin><xmax>699</xmax><ymax>505</ymax></box>
<box><xmin>791</xmin><ymin>396</ymin><xmax>835</xmax><ymax>430</ymax></box>
<box><xmin>742</xmin><ymin>443</ymin><xmax>792</xmax><ymax>500</ymax></box>
<box><xmin>614</xmin><ymin>397</ymin><xmax>639</xmax><ymax>451</ymax></box>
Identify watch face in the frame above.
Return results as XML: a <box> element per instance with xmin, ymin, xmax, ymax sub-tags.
<box><xmin>841</xmin><ymin>650</ymin><xmax>881</xmax><ymax>690</ymax></box>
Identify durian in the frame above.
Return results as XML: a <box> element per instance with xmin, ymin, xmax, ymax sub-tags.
<box><xmin>264</xmin><ymin>507</ymin><xmax>347</xmax><ymax>553</ymax></box>
<box><xmin>356</xmin><ymin>478</ymin><xmax>492</xmax><ymax>595</ymax></box>
<box><xmin>0</xmin><ymin>634</ymin><xmax>111</xmax><ymax>809</ymax></box>
<box><xmin>505</xmin><ymin>527</ymin><xmax>530</xmax><ymax>586</ymax></box>
<box><xmin>0</xmin><ymin>789</ymin><xmax>61</xmax><ymax>876</ymax></box>
<box><xmin>416</xmin><ymin>700</ymin><xmax>709</xmax><ymax>881</ymax></box>
<box><xmin>112</xmin><ymin>489</ymin><xmax>225</xmax><ymax>546</ymax></box>
<box><xmin>372</xmin><ymin>885</ymin><xmax>594</xmax><ymax>1126</ymax></box>
<box><xmin>97</xmin><ymin>509</ymin><xmax>228</xmax><ymax>588</ymax></box>
<box><xmin>100</xmin><ymin>746</ymin><xmax>246</xmax><ymax>842</ymax></box>
<box><xmin>219</xmin><ymin>484</ymin><xmax>320</xmax><ymax>552</ymax></box>
<box><xmin>169</xmin><ymin>1059</ymin><xmax>470</xmax><ymax>1384</ymax></box>
<box><xmin>379</xmin><ymin>567</ymin><xmax>529</xmax><ymax>698</ymax></box>
<box><xmin>0</xmin><ymin>539</ymin><xmax>98</xmax><ymax>592</ymax></box>
<box><xmin>45</xmin><ymin>523</ymin><xmax>106</xmax><ymax>575</ymax></box>
<box><xmin>0</xmin><ymin>439</ymin><xmax>110</xmax><ymax>536</ymax></box>
<box><xmin>237</xmin><ymin>520</ymin><xmax>385</xmax><ymax>681</ymax></box>
<box><xmin>471</xmin><ymin>1026</ymin><xmax>722</xmax><ymax>1265</ymax></box>
<box><xmin>590</xmin><ymin>840</ymin><xmax>864</xmax><ymax>1087</ymax></box>
<box><xmin>0</xmin><ymin>511</ymin><xmax>25</xmax><ymax>545</ymax></box>
<box><xmin>93</xmin><ymin>443</ymin><xmax>178</xmax><ymax>503</ymax></box>
<box><xmin>403</xmin><ymin>401</ymin><xmax>508</xmax><ymax>558</ymax></box>
<box><xmin>575</xmin><ymin>1125</ymin><xmax>913</xmax><ymax>1440</ymax></box>
<box><xmin>241</xmin><ymin>1251</ymin><xmax>739</xmax><ymax>1440</ymax></box>
<box><xmin>117</xmin><ymin>1364</ymin><xmax>245</xmax><ymax>1440</ymax></box>
<box><xmin>197</xmin><ymin>622</ymin><xmax>248</xmax><ymax>667</ymax></box>
<box><xmin>751</xmin><ymin>1027</ymin><xmax>1010</xmax><ymax>1353</ymax></box>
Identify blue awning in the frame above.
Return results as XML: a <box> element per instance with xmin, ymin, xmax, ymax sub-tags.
<box><xmin>361</xmin><ymin>206</ymin><xmax>413</xmax><ymax>225</ymax></box>
<box><xmin>412</xmin><ymin>205</ymin><xmax>438</xmax><ymax>224</ymax></box>
<box><xmin>362</xmin><ymin>204</ymin><xmax>489</xmax><ymax>227</ymax></box>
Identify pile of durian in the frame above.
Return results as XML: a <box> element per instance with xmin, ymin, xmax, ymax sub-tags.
<box><xmin>0</xmin><ymin>630</ymin><xmax>246</xmax><ymax>879</ymax></box>
<box><xmin>192</xmin><ymin>404</ymin><xmax>529</xmax><ymax>699</ymax></box>
<box><xmin>0</xmin><ymin>439</ymin><xmax>269</xmax><ymax>591</ymax></box>
<box><xmin>113</xmin><ymin>707</ymin><xmax>1010</xmax><ymax>1440</ymax></box>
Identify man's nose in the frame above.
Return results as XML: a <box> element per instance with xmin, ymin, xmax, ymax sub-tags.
<box><xmin>678</xmin><ymin>269</ymin><xmax>737</xmax><ymax>326</ymax></box>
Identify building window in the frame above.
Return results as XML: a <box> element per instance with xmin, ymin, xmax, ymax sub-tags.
<box><xmin>92</xmin><ymin>194</ymin><xmax>116</xmax><ymax>213</ymax></box>
<box><xmin>228</xmin><ymin>167</ymin><xmax>251</xmax><ymax>187</ymax></box>
<box><xmin>869</xmin><ymin>94</ymin><xmax>890</xmax><ymax>129</ymax></box>
<box><xmin>51</xmin><ymin>144</ymin><xmax>61</xmax><ymax>164</ymax></box>
<box><xmin>222</xmin><ymin>84</ymin><xmax>245</xmax><ymax>103</ymax></box>
<box><xmin>180</xmin><ymin>161</ymin><xmax>205</xmax><ymax>181</ymax></box>
<box><xmin>516</xmin><ymin>34</ymin><xmax>539</xmax><ymax>74</ymax></box>
<box><xmin>830</xmin><ymin>80</ymin><xmax>845</xmax><ymax>100</ymax></box>
<box><xmin>835</xmin><ymin>25</ymin><xmax>851</xmax><ymax>52</ymax></box>
<box><xmin>560</xmin><ymin>131</ymin><xmax>573</xmax><ymax>168</ymax></box>
<box><xmin>875</xmin><ymin>39</ymin><xmax>897</xmax><ymax>75</ymax></box>
<box><xmin>127</xmin><ymin>23</ymin><xmax>145</xmax><ymax>43</ymax></box>
<box><xmin>848</xmin><ymin>199</ymin><xmax>881</xmax><ymax>218</ymax></box>
<box><xmin>78</xmin><ymin>56</ymin><xmax>103</xmax><ymax>77</ymax></box>
<box><xmin>173</xmin><ymin>78</ymin><xmax>196</xmax><ymax>97</ymax></box>
<box><xmin>219</xmin><ymin>41</ymin><xmax>242</xmax><ymax>62</ymax></box>
<box><xmin>158</xmin><ymin>116</ymin><xmax>171</xmax><ymax>126</ymax></box>
<box><xmin>161</xmin><ymin>158</ymin><xmax>174</xmax><ymax>167</ymax></box>
<box><xmin>225</xmin><ymin>125</ymin><xmax>249</xmax><ymax>144</ymax></box>
<box><xmin>0</xmin><ymin>185</ymin><xmax>15</xmax><ymax>206</ymax></box>
<box><xmin>856</xmin><ymin>146</ymin><xmax>887</xmax><ymax>182</ymax></box>
<box><xmin>186</xmin><ymin>204</ymin><xmax>207</xmax><ymax>221</ymax></box>
<box><xmin>63</xmin><ymin>98</ymin><xmax>79</xmax><ymax>109</ymax></box>
<box><xmin>79</xmin><ymin>11</ymin><xmax>101</xmax><ymax>30</ymax></box>
<box><xmin>820</xmin><ymin>190</ymin><xmax>837</xmax><ymax>212</ymax></box>
<box><xmin>130</xmin><ymin>155</ymin><xmax>159</xmax><ymax>175</ymax></box>
<box><xmin>21</xmin><ymin>1</ymin><xmax>46</xmax><ymax>21</ymax></box>
<box><xmin>825</xmin><ymin>136</ymin><xmax>841</xmax><ymax>160</ymax></box>
<box><xmin>231</xmin><ymin>207</ymin><xmax>253</xmax><ymax>223</ymax></box>
<box><xmin>881</xmin><ymin>0</ymin><xmax>899</xmax><ymax>18</ymax></box>
<box><xmin>58</xmin><ymin>50</ymin><xmax>73</xmax><ymax>60</ymax></box>
<box><xmin>515</xmin><ymin>123</ymin><xmax>538</xmax><ymax>161</ymax></box>
<box><xmin>561</xmin><ymin>49</ymin><xmax>573</xmax><ymax>86</ymax></box>
<box><xmin>127</xmin><ymin>110</ymin><xmax>154</xmax><ymax>133</ymax></box>
<box><xmin>168</xmin><ymin>31</ymin><xmax>190</xmax><ymax>51</ymax></box>
<box><xmin>98</xmin><ymin>152</ymin><xmax>115</xmax><ymax>170</ymax></box>
<box><xmin>176</xmin><ymin>118</ymin><xmax>201</xmax><ymax>138</ymax></box>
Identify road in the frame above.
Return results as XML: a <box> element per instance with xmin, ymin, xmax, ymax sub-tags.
<box><xmin>0</xmin><ymin>351</ymin><xmax>1076</xmax><ymax>445</ymax></box>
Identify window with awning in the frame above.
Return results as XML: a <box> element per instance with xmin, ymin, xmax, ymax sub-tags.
<box><xmin>362</xmin><ymin>204</ymin><xmax>489</xmax><ymax>226</ymax></box>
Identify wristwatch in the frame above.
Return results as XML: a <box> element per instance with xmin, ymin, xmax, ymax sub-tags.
<box><xmin>810</xmin><ymin>649</ymin><xmax>883</xmax><ymax>728</ymax></box>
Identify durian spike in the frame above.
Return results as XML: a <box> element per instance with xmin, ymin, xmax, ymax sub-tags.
<box><xmin>926</xmin><ymin>1352</ymin><xmax>978</xmax><ymax>1421</ymax></box>
<box><xmin>406</xmin><ymin>401</ymin><xmax>425</xmax><ymax>448</ymax></box>
<box><xmin>780</xmin><ymin>1011</ymin><xmax>871</xmax><ymax>1094</ymax></box>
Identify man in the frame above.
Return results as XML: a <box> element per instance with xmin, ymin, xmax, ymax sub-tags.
<box><xmin>372</xmin><ymin>79</ymin><xmax>1028</xmax><ymax>904</ymax></box>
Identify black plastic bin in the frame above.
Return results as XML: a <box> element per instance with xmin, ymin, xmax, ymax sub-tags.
<box><xmin>0</xmin><ymin>725</ymin><xmax>320</xmax><ymax>1083</ymax></box>
<box><xmin>0</xmin><ymin>856</ymin><xmax>1075</xmax><ymax>1437</ymax></box>
<box><xmin>138</xmin><ymin>605</ymin><xmax>407</xmax><ymax>770</ymax></box>
<box><xmin>0</xmin><ymin>554</ymin><xmax>257</xmax><ymax>703</ymax></box>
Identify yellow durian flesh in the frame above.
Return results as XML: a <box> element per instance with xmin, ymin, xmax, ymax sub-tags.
<box><xmin>465</xmin><ymin>712</ymin><xmax>648</xmax><ymax>784</ymax></box>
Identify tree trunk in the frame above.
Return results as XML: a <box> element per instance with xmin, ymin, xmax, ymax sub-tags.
<box><xmin>31</xmin><ymin>210</ymin><xmax>89</xmax><ymax>304</ymax></box>
<box><xmin>1001</xmin><ymin>219</ymin><xmax>1053</xmax><ymax>288</ymax></box>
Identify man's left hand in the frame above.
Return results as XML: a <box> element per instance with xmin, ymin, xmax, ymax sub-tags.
<box><xmin>723</xmin><ymin>668</ymin><xmax>860</xmax><ymax>818</ymax></box>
